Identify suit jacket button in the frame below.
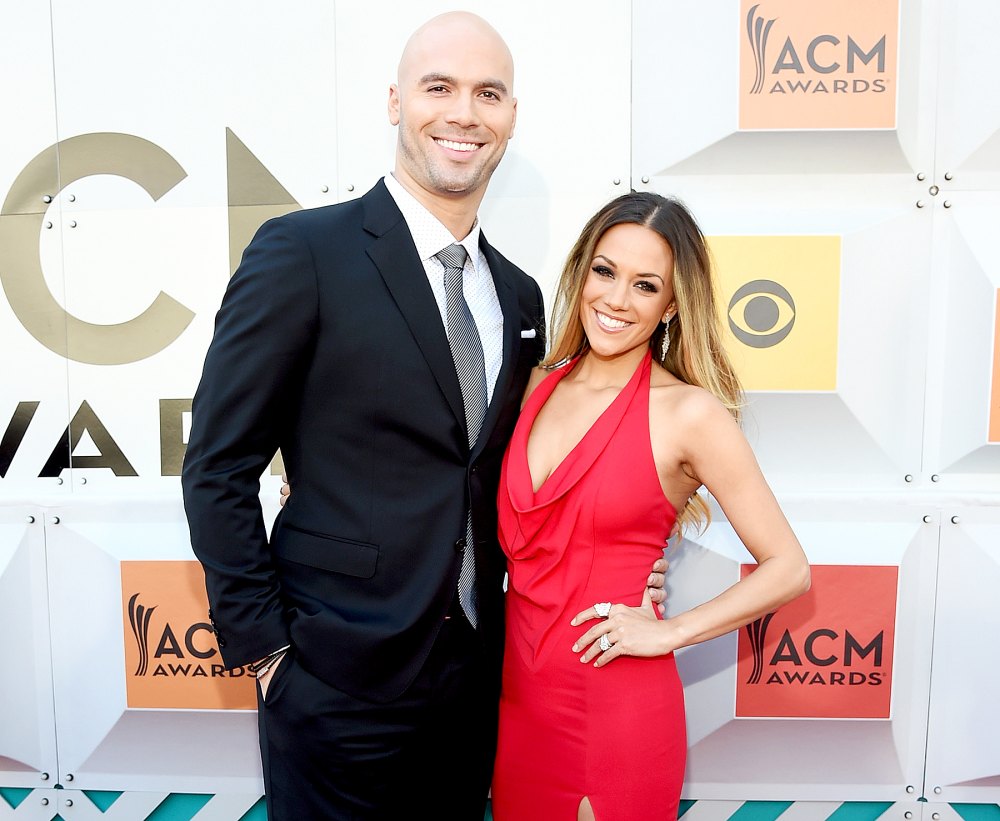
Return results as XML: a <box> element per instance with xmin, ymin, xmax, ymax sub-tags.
<box><xmin>454</xmin><ymin>538</ymin><xmax>466</xmax><ymax>553</ymax></box>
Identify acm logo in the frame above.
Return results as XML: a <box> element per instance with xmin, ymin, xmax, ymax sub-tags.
<box><xmin>737</xmin><ymin>564</ymin><xmax>898</xmax><ymax>719</ymax></box>
<box><xmin>121</xmin><ymin>560</ymin><xmax>256</xmax><ymax>709</ymax></box>
<box><xmin>739</xmin><ymin>0</ymin><xmax>899</xmax><ymax>129</ymax></box>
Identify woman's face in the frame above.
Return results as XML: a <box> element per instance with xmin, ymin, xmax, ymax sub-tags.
<box><xmin>579</xmin><ymin>222</ymin><xmax>676</xmax><ymax>360</ymax></box>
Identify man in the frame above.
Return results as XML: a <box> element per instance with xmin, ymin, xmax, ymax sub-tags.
<box><xmin>183</xmin><ymin>11</ymin><xmax>664</xmax><ymax>819</ymax></box>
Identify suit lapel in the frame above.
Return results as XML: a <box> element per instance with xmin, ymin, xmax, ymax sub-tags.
<box><xmin>363</xmin><ymin>182</ymin><xmax>467</xmax><ymax>431</ymax></box>
<box><xmin>472</xmin><ymin>234</ymin><xmax>522</xmax><ymax>461</ymax></box>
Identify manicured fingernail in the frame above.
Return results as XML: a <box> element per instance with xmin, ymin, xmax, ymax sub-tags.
<box><xmin>572</xmin><ymin>644</ymin><xmax>579</xmax><ymax>652</ymax></box>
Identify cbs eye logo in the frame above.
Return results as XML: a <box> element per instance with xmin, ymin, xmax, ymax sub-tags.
<box><xmin>727</xmin><ymin>279</ymin><xmax>796</xmax><ymax>348</ymax></box>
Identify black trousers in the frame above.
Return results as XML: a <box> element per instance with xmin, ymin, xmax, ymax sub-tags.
<box><xmin>257</xmin><ymin>615</ymin><xmax>500</xmax><ymax>820</ymax></box>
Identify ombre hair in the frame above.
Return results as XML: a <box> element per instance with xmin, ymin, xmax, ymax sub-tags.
<box><xmin>543</xmin><ymin>192</ymin><xmax>743</xmax><ymax>535</ymax></box>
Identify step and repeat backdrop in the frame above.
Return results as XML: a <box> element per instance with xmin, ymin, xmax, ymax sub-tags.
<box><xmin>1</xmin><ymin>1</ymin><xmax>998</xmax><ymax>819</ymax></box>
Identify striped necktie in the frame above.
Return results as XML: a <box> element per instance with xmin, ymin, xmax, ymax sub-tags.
<box><xmin>437</xmin><ymin>242</ymin><xmax>487</xmax><ymax>627</ymax></box>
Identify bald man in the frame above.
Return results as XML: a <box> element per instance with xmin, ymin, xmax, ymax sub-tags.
<box><xmin>183</xmin><ymin>12</ymin><xmax>664</xmax><ymax>819</ymax></box>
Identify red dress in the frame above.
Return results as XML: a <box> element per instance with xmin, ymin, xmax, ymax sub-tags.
<box><xmin>492</xmin><ymin>350</ymin><xmax>686</xmax><ymax>820</ymax></box>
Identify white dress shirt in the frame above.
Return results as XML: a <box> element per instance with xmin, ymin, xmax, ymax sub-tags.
<box><xmin>383</xmin><ymin>173</ymin><xmax>504</xmax><ymax>404</ymax></box>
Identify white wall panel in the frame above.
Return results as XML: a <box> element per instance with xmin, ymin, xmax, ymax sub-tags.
<box><xmin>934</xmin><ymin>0</ymin><xmax>1000</xmax><ymax>189</ymax></box>
<box><xmin>924</xmin><ymin>507</ymin><xmax>1000</xmax><ymax>802</ymax></box>
<box><xmin>673</xmin><ymin>500</ymin><xmax>935</xmax><ymax>800</ymax></box>
<box><xmin>631</xmin><ymin>1</ymin><xmax>937</xmax><ymax>493</ymax></box>
<box><xmin>46</xmin><ymin>500</ymin><xmax>265</xmax><ymax>792</ymax></box>
<box><xmin>0</xmin><ymin>507</ymin><xmax>57</xmax><ymax>790</ymax></box>
<box><xmin>923</xmin><ymin>193</ymin><xmax>1000</xmax><ymax>486</ymax></box>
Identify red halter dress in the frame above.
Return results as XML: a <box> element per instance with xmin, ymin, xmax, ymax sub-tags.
<box><xmin>492</xmin><ymin>350</ymin><xmax>686</xmax><ymax>820</ymax></box>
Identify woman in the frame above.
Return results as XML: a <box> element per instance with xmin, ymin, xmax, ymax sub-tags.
<box><xmin>489</xmin><ymin>192</ymin><xmax>809</xmax><ymax>821</ymax></box>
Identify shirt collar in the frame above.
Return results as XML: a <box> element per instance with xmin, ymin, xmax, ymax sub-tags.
<box><xmin>384</xmin><ymin>173</ymin><xmax>482</xmax><ymax>265</ymax></box>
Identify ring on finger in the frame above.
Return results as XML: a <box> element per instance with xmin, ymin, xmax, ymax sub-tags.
<box><xmin>594</xmin><ymin>602</ymin><xmax>612</xmax><ymax>618</ymax></box>
<box><xmin>599</xmin><ymin>634</ymin><xmax>611</xmax><ymax>652</ymax></box>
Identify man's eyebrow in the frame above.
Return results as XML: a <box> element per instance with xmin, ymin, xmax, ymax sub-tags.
<box><xmin>417</xmin><ymin>73</ymin><xmax>509</xmax><ymax>96</ymax></box>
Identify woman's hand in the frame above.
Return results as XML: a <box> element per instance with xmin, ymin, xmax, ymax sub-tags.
<box><xmin>646</xmin><ymin>556</ymin><xmax>668</xmax><ymax>615</ymax></box>
<box><xmin>279</xmin><ymin>472</ymin><xmax>290</xmax><ymax>507</ymax></box>
<box><xmin>570</xmin><ymin>589</ymin><xmax>672</xmax><ymax>667</ymax></box>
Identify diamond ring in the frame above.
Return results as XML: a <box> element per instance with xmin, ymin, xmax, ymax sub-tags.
<box><xmin>594</xmin><ymin>602</ymin><xmax>612</xmax><ymax>618</ymax></box>
<box><xmin>599</xmin><ymin>634</ymin><xmax>611</xmax><ymax>652</ymax></box>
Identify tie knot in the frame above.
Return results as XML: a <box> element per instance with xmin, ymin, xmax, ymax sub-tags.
<box><xmin>436</xmin><ymin>243</ymin><xmax>469</xmax><ymax>271</ymax></box>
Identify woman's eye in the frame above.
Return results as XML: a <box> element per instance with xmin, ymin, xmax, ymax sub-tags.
<box><xmin>592</xmin><ymin>265</ymin><xmax>613</xmax><ymax>278</ymax></box>
<box><xmin>636</xmin><ymin>281</ymin><xmax>659</xmax><ymax>293</ymax></box>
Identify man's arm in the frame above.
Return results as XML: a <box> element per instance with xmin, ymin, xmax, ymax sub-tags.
<box><xmin>182</xmin><ymin>215</ymin><xmax>318</xmax><ymax>669</ymax></box>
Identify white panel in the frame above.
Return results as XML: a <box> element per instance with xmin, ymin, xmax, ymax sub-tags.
<box><xmin>923</xmin><ymin>193</ymin><xmax>1000</xmax><ymax>486</ymax></box>
<box><xmin>632</xmin><ymin>1</ymin><xmax>938</xmax><ymax>493</ymax></box>
<box><xmin>934</xmin><ymin>0</ymin><xmax>1000</xmax><ymax>189</ymax></box>
<box><xmin>0</xmin><ymin>507</ymin><xmax>57</xmax><ymax>790</ymax></box>
<box><xmin>333</xmin><ymin>0</ymin><xmax>631</xmax><ymax>307</ymax></box>
<box><xmin>632</xmin><ymin>0</ymin><xmax>935</xmax><ymax>178</ymax></box>
<box><xmin>0</xmin><ymin>1</ymin><xmax>72</xmax><ymax>502</ymax></box>
<box><xmin>38</xmin><ymin>0</ymin><xmax>338</xmax><ymax>495</ymax></box>
<box><xmin>46</xmin><ymin>500</ymin><xmax>268</xmax><ymax>792</ymax></box>
<box><xmin>672</xmin><ymin>499</ymin><xmax>935</xmax><ymax>800</ymax></box>
<box><xmin>924</xmin><ymin>507</ymin><xmax>1000</xmax><ymax>803</ymax></box>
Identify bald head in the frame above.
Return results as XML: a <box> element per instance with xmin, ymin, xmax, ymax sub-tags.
<box><xmin>388</xmin><ymin>12</ymin><xmax>517</xmax><ymax>234</ymax></box>
<box><xmin>397</xmin><ymin>12</ymin><xmax>514</xmax><ymax>91</ymax></box>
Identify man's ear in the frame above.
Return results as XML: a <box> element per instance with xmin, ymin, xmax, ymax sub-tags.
<box><xmin>509</xmin><ymin>97</ymin><xmax>517</xmax><ymax>139</ymax></box>
<box><xmin>388</xmin><ymin>84</ymin><xmax>401</xmax><ymax>126</ymax></box>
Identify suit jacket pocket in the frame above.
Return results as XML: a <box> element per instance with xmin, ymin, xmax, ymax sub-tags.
<box><xmin>274</xmin><ymin>524</ymin><xmax>379</xmax><ymax>578</ymax></box>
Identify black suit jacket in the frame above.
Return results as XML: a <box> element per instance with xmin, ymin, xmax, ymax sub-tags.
<box><xmin>182</xmin><ymin>180</ymin><xmax>546</xmax><ymax>702</ymax></box>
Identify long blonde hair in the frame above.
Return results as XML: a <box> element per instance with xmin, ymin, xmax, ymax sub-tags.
<box><xmin>544</xmin><ymin>192</ymin><xmax>743</xmax><ymax>534</ymax></box>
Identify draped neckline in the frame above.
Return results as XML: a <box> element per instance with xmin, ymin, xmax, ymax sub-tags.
<box><xmin>512</xmin><ymin>349</ymin><xmax>653</xmax><ymax>511</ymax></box>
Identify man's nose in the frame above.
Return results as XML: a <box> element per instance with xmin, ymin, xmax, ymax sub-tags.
<box><xmin>445</xmin><ymin>93</ymin><xmax>480</xmax><ymax>127</ymax></box>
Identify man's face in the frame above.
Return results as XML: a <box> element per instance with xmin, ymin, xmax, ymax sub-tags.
<box><xmin>388</xmin><ymin>19</ymin><xmax>517</xmax><ymax>204</ymax></box>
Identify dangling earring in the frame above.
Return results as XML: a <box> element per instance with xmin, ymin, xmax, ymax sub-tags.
<box><xmin>660</xmin><ymin>315</ymin><xmax>671</xmax><ymax>360</ymax></box>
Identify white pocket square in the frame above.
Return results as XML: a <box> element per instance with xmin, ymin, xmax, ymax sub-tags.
<box><xmin>520</xmin><ymin>328</ymin><xmax>537</xmax><ymax>339</ymax></box>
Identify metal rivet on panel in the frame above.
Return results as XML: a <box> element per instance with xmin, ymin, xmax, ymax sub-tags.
<box><xmin>922</xmin><ymin>515</ymin><xmax>932</xmax><ymax>524</ymax></box>
<box><xmin>928</xmin><ymin>185</ymin><xmax>939</xmax><ymax>196</ymax></box>
<box><xmin>40</xmin><ymin>772</ymin><xmax>49</xmax><ymax>780</ymax></box>
<box><xmin>41</xmin><ymin>797</ymin><xmax>49</xmax><ymax>806</ymax></box>
<box><xmin>931</xmin><ymin>474</ymin><xmax>940</xmax><ymax>482</ymax></box>
<box><xmin>904</xmin><ymin>474</ymin><xmax>913</xmax><ymax>482</ymax></box>
<box><xmin>915</xmin><ymin>201</ymin><xmax>925</xmax><ymax>209</ymax></box>
<box><xmin>641</xmin><ymin>176</ymin><xmax>650</xmax><ymax>184</ymax></box>
<box><xmin>69</xmin><ymin>220</ymin><xmax>77</xmax><ymax>228</ymax></box>
<box><xmin>943</xmin><ymin>200</ymin><xmax>952</xmax><ymax>208</ymax></box>
<box><xmin>904</xmin><ymin>813</ymin><xmax>912</xmax><ymax>819</ymax></box>
<box><xmin>346</xmin><ymin>184</ymin><xmax>355</xmax><ymax>192</ymax></box>
<box><xmin>44</xmin><ymin>221</ymin><xmax>53</xmax><ymax>229</ymax></box>
<box><xmin>80</xmin><ymin>477</ymin><xmax>87</xmax><ymax>485</ymax></box>
<box><xmin>52</xmin><ymin>516</ymin><xmax>60</xmax><ymax>524</ymax></box>
<box><xmin>934</xmin><ymin>786</ymin><xmax>942</xmax><ymax>794</ymax></box>
<box><xmin>613</xmin><ymin>178</ymin><xmax>621</xmax><ymax>186</ymax></box>
<box><xmin>905</xmin><ymin>785</ymin><xmax>915</xmax><ymax>793</ymax></box>
<box><xmin>944</xmin><ymin>172</ymin><xmax>953</xmax><ymax>181</ymax></box>
<box><xmin>43</xmin><ymin>194</ymin><xmax>52</xmax><ymax>203</ymax></box>
<box><xmin>27</xmin><ymin>515</ymin><xmax>35</xmax><ymax>524</ymax></box>
<box><xmin>916</xmin><ymin>173</ymin><xmax>926</xmax><ymax>181</ymax></box>
<box><xmin>56</xmin><ymin>477</ymin><xmax>63</xmax><ymax>485</ymax></box>
<box><xmin>65</xmin><ymin>799</ymin><xmax>73</xmax><ymax>807</ymax></box>
<box><xmin>932</xmin><ymin>814</ymin><xmax>941</xmax><ymax>820</ymax></box>
<box><xmin>68</xmin><ymin>194</ymin><xmax>76</xmax><ymax>202</ymax></box>
<box><xmin>951</xmin><ymin>516</ymin><xmax>960</xmax><ymax>524</ymax></box>
<box><xmin>66</xmin><ymin>773</ymin><xmax>74</xmax><ymax>781</ymax></box>
<box><xmin>321</xmin><ymin>185</ymin><xmax>329</xmax><ymax>193</ymax></box>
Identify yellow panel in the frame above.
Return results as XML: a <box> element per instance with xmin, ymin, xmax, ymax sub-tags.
<box><xmin>708</xmin><ymin>235</ymin><xmax>840</xmax><ymax>391</ymax></box>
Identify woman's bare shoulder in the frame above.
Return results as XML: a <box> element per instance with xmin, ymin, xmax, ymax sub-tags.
<box><xmin>521</xmin><ymin>366</ymin><xmax>552</xmax><ymax>408</ymax></box>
